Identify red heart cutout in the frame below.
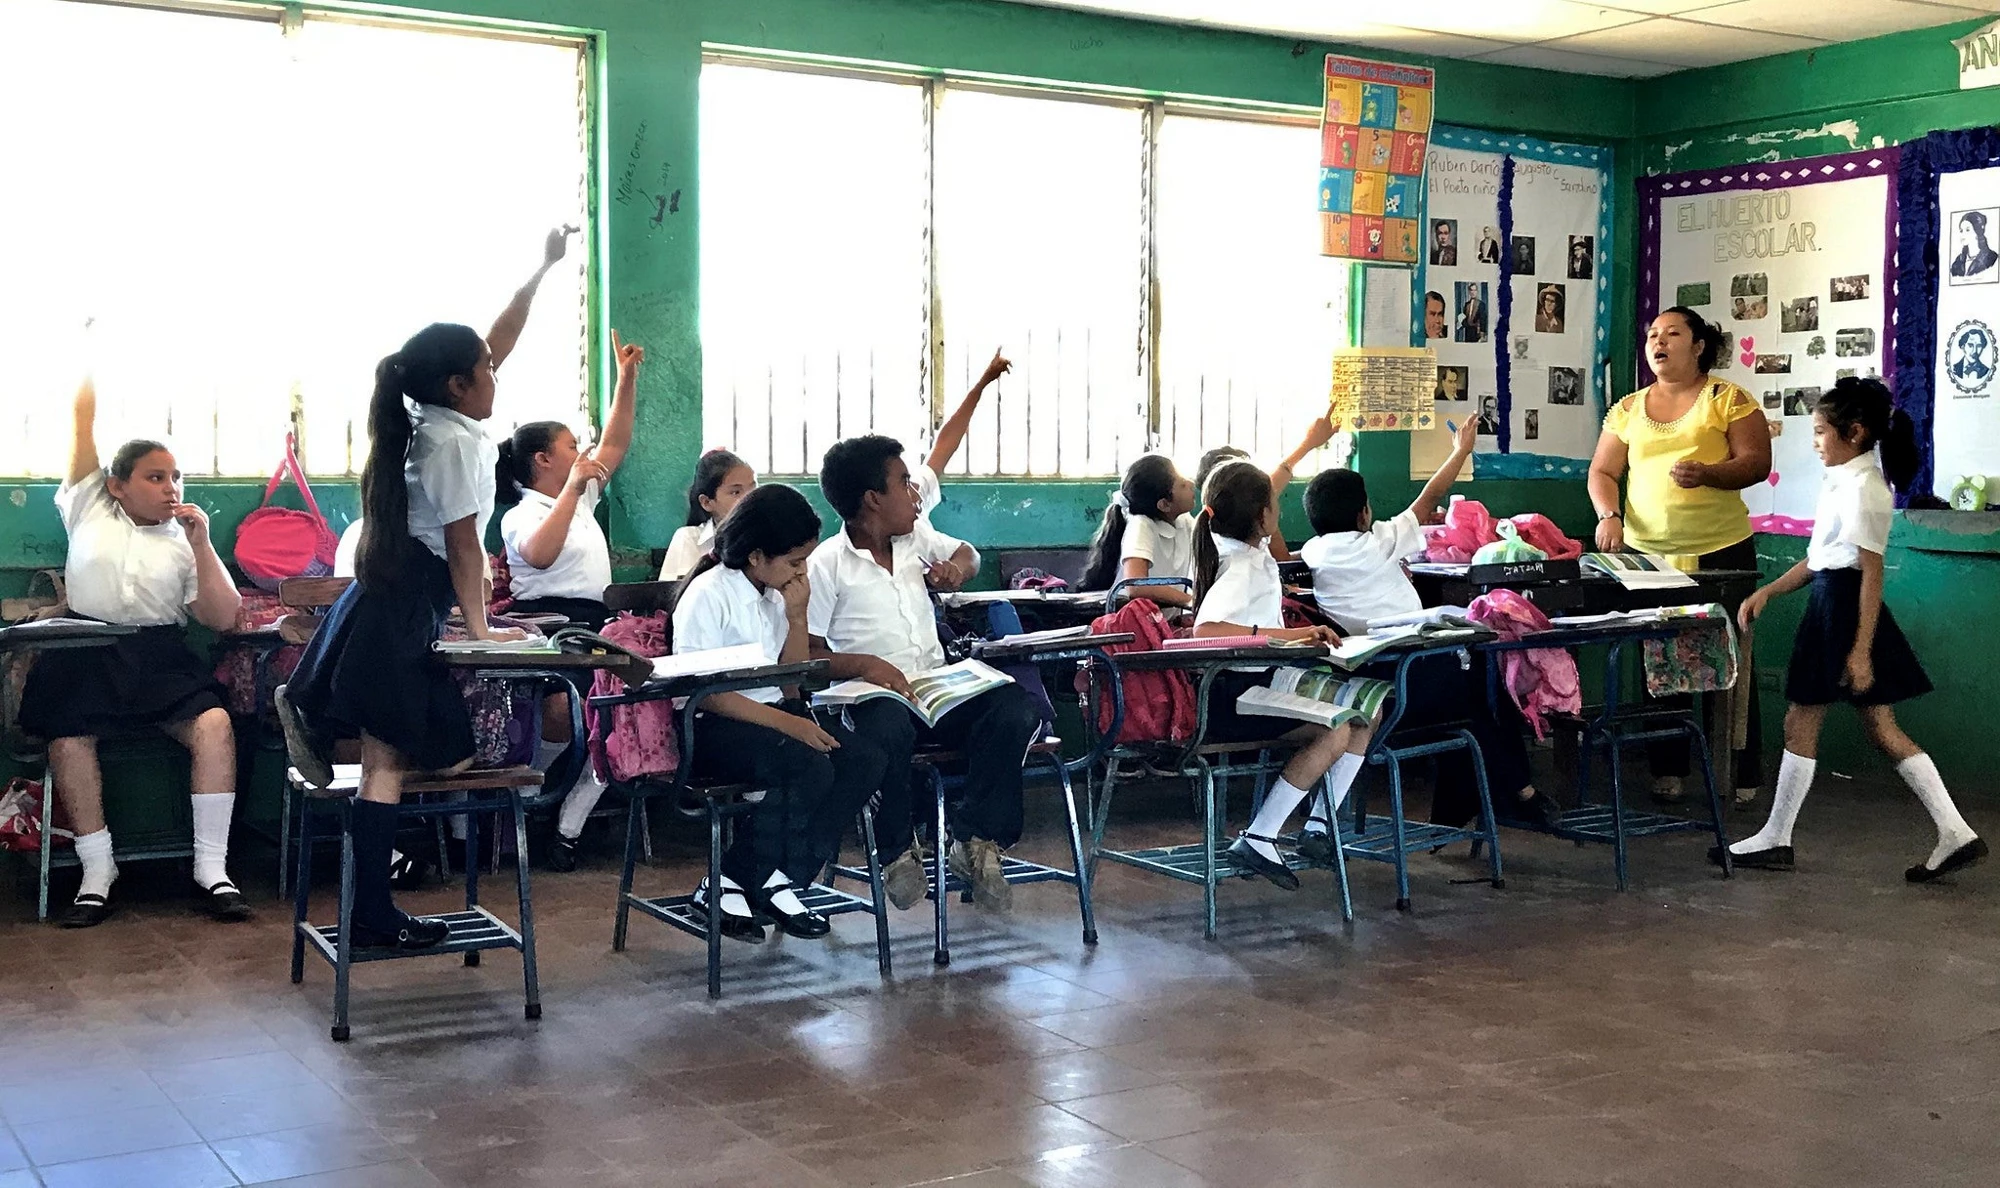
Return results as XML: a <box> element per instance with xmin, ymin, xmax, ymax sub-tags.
<box><xmin>1767</xmin><ymin>471</ymin><xmax>1780</xmax><ymax>487</ymax></box>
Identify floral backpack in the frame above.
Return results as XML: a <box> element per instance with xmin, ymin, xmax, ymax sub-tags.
<box><xmin>584</xmin><ymin>611</ymin><xmax>679</xmax><ymax>783</ymax></box>
<box><xmin>1466</xmin><ymin>589</ymin><xmax>1580</xmax><ymax>739</ymax></box>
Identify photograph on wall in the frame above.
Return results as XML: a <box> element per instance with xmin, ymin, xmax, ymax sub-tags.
<box><xmin>1430</xmin><ymin>218</ymin><xmax>1458</xmax><ymax>265</ymax></box>
<box><xmin>1642</xmin><ymin>147</ymin><xmax>1898</xmax><ymax>531</ymax></box>
<box><xmin>1781</xmin><ymin>296</ymin><xmax>1820</xmax><ymax>334</ymax></box>
<box><xmin>1454</xmin><ymin>281</ymin><xmax>1489</xmax><ymax>342</ymax></box>
<box><xmin>1945</xmin><ymin>321</ymin><xmax>1996</xmax><ymax>398</ymax></box>
<box><xmin>1547</xmin><ymin>366</ymin><xmax>1583</xmax><ymax>405</ymax></box>
<box><xmin>1524</xmin><ymin>409</ymin><xmax>1540</xmax><ymax>441</ymax></box>
<box><xmin>1677</xmin><ymin>281</ymin><xmax>1712</xmax><ymax>307</ymax></box>
<box><xmin>1423</xmin><ymin>289</ymin><xmax>1448</xmax><ymax>339</ymax></box>
<box><xmin>1477</xmin><ymin>393</ymin><xmax>1499</xmax><ymax>435</ymax></box>
<box><xmin>1567</xmin><ymin>235</ymin><xmax>1595</xmax><ymax>280</ymax></box>
<box><xmin>1534</xmin><ymin>283</ymin><xmax>1566</xmax><ymax>333</ymax></box>
<box><xmin>1318</xmin><ymin>55</ymin><xmax>1434</xmax><ymax>264</ymax></box>
<box><xmin>1948</xmin><ymin>207</ymin><xmax>1999</xmax><ymax>285</ymax></box>
<box><xmin>1512</xmin><ymin>236</ymin><xmax>1536</xmax><ymax>275</ymax></box>
<box><xmin>1475</xmin><ymin>225</ymin><xmax>1501</xmax><ymax>263</ymax></box>
<box><xmin>1434</xmin><ymin>365</ymin><xmax>1469</xmax><ymax>401</ymax></box>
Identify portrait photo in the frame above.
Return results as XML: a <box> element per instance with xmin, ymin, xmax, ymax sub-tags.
<box><xmin>1567</xmin><ymin>235</ymin><xmax>1594</xmax><ymax>280</ymax></box>
<box><xmin>1434</xmin><ymin>365</ymin><xmax>1470</xmax><ymax>402</ymax></box>
<box><xmin>1948</xmin><ymin>208</ymin><xmax>1999</xmax><ymax>285</ymax></box>
<box><xmin>1454</xmin><ymin>281</ymin><xmax>1489</xmax><ymax>344</ymax></box>
<box><xmin>1534</xmin><ymin>283</ymin><xmax>1566</xmax><ymax>334</ymax></box>
<box><xmin>1546</xmin><ymin>366</ymin><xmax>1583</xmax><ymax>406</ymax></box>
<box><xmin>1430</xmin><ymin>219</ymin><xmax>1458</xmax><ymax>267</ymax></box>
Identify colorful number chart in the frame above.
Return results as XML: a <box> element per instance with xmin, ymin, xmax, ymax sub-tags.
<box><xmin>1319</xmin><ymin>55</ymin><xmax>1434</xmax><ymax>264</ymax></box>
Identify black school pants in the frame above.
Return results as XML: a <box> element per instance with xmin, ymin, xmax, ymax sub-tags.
<box><xmin>845</xmin><ymin>683</ymin><xmax>1042</xmax><ymax>857</ymax></box>
<box><xmin>689</xmin><ymin>703</ymin><xmax>887</xmax><ymax>890</ymax></box>
<box><xmin>1644</xmin><ymin>537</ymin><xmax>1765</xmax><ymax>789</ymax></box>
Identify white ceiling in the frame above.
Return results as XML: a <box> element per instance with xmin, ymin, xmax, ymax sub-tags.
<box><xmin>998</xmin><ymin>0</ymin><xmax>1997</xmax><ymax>76</ymax></box>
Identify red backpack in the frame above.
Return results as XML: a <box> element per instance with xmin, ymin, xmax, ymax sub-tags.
<box><xmin>234</xmin><ymin>434</ymin><xmax>338</xmax><ymax>592</ymax></box>
<box><xmin>1080</xmin><ymin>598</ymin><xmax>1197</xmax><ymax>746</ymax></box>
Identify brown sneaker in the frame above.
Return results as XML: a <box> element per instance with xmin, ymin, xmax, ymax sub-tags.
<box><xmin>880</xmin><ymin>847</ymin><xmax>929</xmax><ymax>910</ymax></box>
<box><xmin>949</xmin><ymin>838</ymin><xmax>1013</xmax><ymax>912</ymax></box>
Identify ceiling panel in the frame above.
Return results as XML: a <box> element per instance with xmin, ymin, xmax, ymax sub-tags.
<box><xmin>1542</xmin><ymin>15</ymin><xmax>1826</xmax><ymax>63</ymax></box>
<box><xmin>1680</xmin><ymin>0</ymin><xmax>1990</xmax><ymax>39</ymax></box>
<box><xmin>1472</xmin><ymin>41</ymin><xmax>1684</xmax><ymax>76</ymax></box>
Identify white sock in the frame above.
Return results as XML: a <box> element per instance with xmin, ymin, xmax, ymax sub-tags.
<box><xmin>1244</xmin><ymin>777</ymin><xmax>1314</xmax><ymax>863</ymax></box>
<box><xmin>702</xmin><ymin>875</ymin><xmax>753</xmax><ymax>919</ymax></box>
<box><xmin>557</xmin><ymin>766</ymin><xmax>607</xmax><ymax>840</ymax></box>
<box><xmin>1301</xmin><ymin>753</ymin><xmax>1368</xmax><ymax>836</ymax></box>
<box><xmin>1897</xmin><ymin>753</ymin><xmax>1978</xmax><ymax>870</ymax></box>
<box><xmin>1733</xmin><ymin>750</ymin><xmax>1813</xmax><ymax>854</ymax></box>
<box><xmin>74</xmin><ymin>829</ymin><xmax>117</xmax><ymax>900</ymax></box>
<box><xmin>190</xmin><ymin>792</ymin><xmax>235</xmax><ymax>890</ymax></box>
<box><xmin>763</xmin><ymin>869</ymin><xmax>808</xmax><ymax>915</ymax></box>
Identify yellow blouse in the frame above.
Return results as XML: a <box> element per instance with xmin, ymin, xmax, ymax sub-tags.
<box><xmin>1604</xmin><ymin>379</ymin><xmax>1758</xmax><ymax>557</ymax></box>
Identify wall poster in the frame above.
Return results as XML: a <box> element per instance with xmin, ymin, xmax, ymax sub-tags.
<box><xmin>1639</xmin><ymin>148</ymin><xmax>1900</xmax><ymax>534</ymax></box>
<box><xmin>1417</xmin><ymin>127</ymin><xmax>1613</xmax><ymax>480</ymax></box>
<box><xmin>1930</xmin><ymin>165</ymin><xmax>2000</xmax><ymax>500</ymax></box>
<box><xmin>1318</xmin><ymin>55</ymin><xmax>1433</xmax><ymax>265</ymax></box>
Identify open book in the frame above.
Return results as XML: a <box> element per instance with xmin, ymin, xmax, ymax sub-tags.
<box><xmin>1582</xmin><ymin>553</ymin><xmax>1696</xmax><ymax>591</ymax></box>
<box><xmin>991</xmin><ymin>625</ymin><xmax>1092</xmax><ymax>648</ymax></box>
<box><xmin>1235</xmin><ymin>669</ymin><xmax>1393</xmax><ymax>730</ymax></box>
<box><xmin>1549</xmin><ymin>602</ymin><xmax>1729</xmax><ymax>628</ymax></box>
<box><xmin>813</xmin><ymin>658</ymin><xmax>1015</xmax><ymax>728</ymax></box>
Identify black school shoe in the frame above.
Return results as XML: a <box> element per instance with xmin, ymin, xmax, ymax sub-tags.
<box><xmin>1498</xmin><ymin>791</ymin><xmax>1565</xmax><ymax>831</ymax></box>
<box><xmin>693</xmin><ymin>879</ymin><xmax>766</xmax><ymax>943</ymax></box>
<box><xmin>1226</xmin><ymin>836</ymin><xmax>1300</xmax><ymax>891</ymax></box>
<box><xmin>1295</xmin><ymin>830</ymin><xmax>1340</xmax><ymax>869</ymax></box>
<box><xmin>752</xmin><ymin>885</ymin><xmax>831</xmax><ymax>939</ymax></box>
<box><xmin>349</xmin><ymin>913</ymin><xmax>452</xmax><ymax>951</ymax></box>
<box><xmin>1708</xmin><ymin>843</ymin><xmax>1794</xmax><ymax>871</ymax></box>
<box><xmin>1907</xmin><ymin>837</ymin><xmax>1988</xmax><ymax>884</ymax></box>
<box><xmin>61</xmin><ymin>893</ymin><xmax>114</xmax><ymax>929</ymax></box>
<box><xmin>546</xmin><ymin>835</ymin><xmax>581</xmax><ymax>874</ymax></box>
<box><xmin>199</xmin><ymin>881</ymin><xmax>255</xmax><ymax>923</ymax></box>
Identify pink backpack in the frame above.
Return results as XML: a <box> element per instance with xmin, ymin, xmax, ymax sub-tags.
<box><xmin>1424</xmin><ymin>497</ymin><xmax>1497</xmax><ymax>563</ymax></box>
<box><xmin>1467</xmin><ymin>589</ymin><xmax>1579</xmax><ymax>739</ymax></box>
<box><xmin>585</xmin><ymin>611</ymin><xmax>679</xmax><ymax>783</ymax></box>
<box><xmin>1506</xmin><ymin>514</ymin><xmax>1582</xmax><ymax>561</ymax></box>
<box><xmin>1081</xmin><ymin>598</ymin><xmax>1196</xmax><ymax>745</ymax></box>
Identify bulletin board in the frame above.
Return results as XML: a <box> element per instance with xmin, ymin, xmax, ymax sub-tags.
<box><xmin>1417</xmin><ymin>126</ymin><xmax>1613</xmax><ymax>480</ymax></box>
<box><xmin>1318</xmin><ymin>55</ymin><xmax>1434</xmax><ymax>264</ymax></box>
<box><xmin>1639</xmin><ymin>147</ymin><xmax>1900</xmax><ymax>533</ymax></box>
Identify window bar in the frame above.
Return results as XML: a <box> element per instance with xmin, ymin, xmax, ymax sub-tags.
<box><xmin>1141</xmin><ymin>100</ymin><xmax>1162</xmax><ymax>448</ymax></box>
<box><xmin>800</xmin><ymin>353</ymin><xmax>810</xmax><ymax>475</ymax></box>
<box><xmin>766</xmin><ymin>363</ymin><xmax>776</xmax><ymax>476</ymax></box>
<box><xmin>922</xmin><ymin>77</ymin><xmax>942</xmax><ymax>454</ymax></box>
<box><xmin>1083</xmin><ymin>327</ymin><xmax>1093</xmax><ymax>478</ymax></box>
<box><xmin>835</xmin><ymin>349</ymin><xmax>844</xmax><ymax>441</ymax></box>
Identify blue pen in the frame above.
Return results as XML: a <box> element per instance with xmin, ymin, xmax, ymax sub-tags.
<box><xmin>1445</xmin><ymin>420</ymin><xmax>1458</xmax><ymax>434</ymax></box>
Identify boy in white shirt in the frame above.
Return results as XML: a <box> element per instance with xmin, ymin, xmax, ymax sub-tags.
<box><xmin>806</xmin><ymin>434</ymin><xmax>1041</xmax><ymax>912</ymax></box>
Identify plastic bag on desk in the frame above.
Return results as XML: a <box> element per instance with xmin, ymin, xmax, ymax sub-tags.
<box><xmin>1422</xmin><ymin>497</ymin><xmax>1498</xmax><ymax>563</ymax></box>
<box><xmin>1507</xmin><ymin>513</ymin><xmax>1583</xmax><ymax>561</ymax></box>
<box><xmin>1470</xmin><ymin>522</ymin><xmax>1546</xmax><ymax>566</ymax></box>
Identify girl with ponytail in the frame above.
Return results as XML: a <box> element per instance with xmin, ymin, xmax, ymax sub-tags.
<box><xmin>668</xmin><ymin>484</ymin><xmax>891</xmax><ymax>941</ymax></box>
<box><xmin>280</xmin><ymin>226</ymin><xmax>575</xmax><ymax>950</ymax></box>
<box><xmin>1079</xmin><ymin>454</ymin><xmax>1196</xmax><ymax>606</ymax></box>
<box><xmin>659</xmin><ymin>449</ymin><xmax>756</xmax><ymax>580</ymax></box>
<box><xmin>1187</xmin><ymin>460</ymin><xmax>1382</xmax><ymax>892</ymax></box>
<box><xmin>1729</xmin><ymin>377</ymin><xmax>1984</xmax><ymax>882</ymax></box>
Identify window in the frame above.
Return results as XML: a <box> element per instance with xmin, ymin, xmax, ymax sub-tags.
<box><xmin>701</xmin><ymin>60</ymin><xmax>1353</xmax><ymax>478</ymax></box>
<box><xmin>0</xmin><ymin>1</ymin><xmax>589</xmax><ymax>478</ymax></box>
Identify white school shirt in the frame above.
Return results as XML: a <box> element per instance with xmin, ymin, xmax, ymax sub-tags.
<box><xmin>1194</xmin><ymin>535</ymin><xmax>1285</xmax><ymax>631</ymax></box>
<box><xmin>1299</xmin><ymin>510</ymin><xmax>1426</xmax><ymax>633</ymax></box>
<box><xmin>57</xmin><ymin>470</ymin><xmax>199</xmax><ymax>627</ymax></box>
<box><xmin>807</xmin><ymin>523</ymin><xmax>973</xmax><ymax>677</ymax></box>
<box><xmin>1120</xmin><ymin>512</ymin><xmax>1196</xmax><ymax>584</ymax></box>
<box><xmin>501</xmin><ymin>481</ymin><xmax>611</xmax><ymax>602</ymax></box>
<box><xmin>1806</xmin><ymin>453</ymin><xmax>1893</xmax><ymax>572</ymax></box>
<box><xmin>658</xmin><ymin>522</ymin><xmax>715</xmax><ymax>581</ymax></box>
<box><xmin>332</xmin><ymin>519</ymin><xmax>362</xmax><ymax>578</ymax></box>
<box><xmin>672</xmin><ymin>565</ymin><xmax>792</xmax><ymax>704</ymax></box>
<box><xmin>911</xmin><ymin>459</ymin><xmax>942</xmax><ymax>522</ymax></box>
<box><xmin>405</xmin><ymin>402</ymin><xmax>497</xmax><ymax>563</ymax></box>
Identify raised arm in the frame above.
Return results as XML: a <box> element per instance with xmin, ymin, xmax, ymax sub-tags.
<box><xmin>487</xmin><ymin>225</ymin><xmax>576</xmax><ymax>369</ymax></box>
<box><xmin>591</xmin><ymin>330</ymin><xmax>642</xmax><ymax>476</ymax></box>
<box><xmin>1407</xmin><ymin>416</ymin><xmax>1477</xmax><ymax>520</ymax></box>
<box><xmin>1587</xmin><ymin>429</ymin><xmax>1629</xmax><ymax>552</ymax></box>
<box><xmin>925</xmin><ymin>349</ymin><xmax>1010</xmax><ymax>475</ymax></box>
<box><xmin>68</xmin><ymin>374</ymin><xmax>101</xmax><ymax>486</ymax></box>
<box><xmin>1264</xmin><ymin>415</ymin><xmax>1336</xmax><ymax>562</ymax></box>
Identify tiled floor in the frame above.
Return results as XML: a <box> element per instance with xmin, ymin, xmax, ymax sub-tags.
<box><xmin>2</xmin><ymin>766</ymin><xmax>1997</xmax><ymax>1187</ymax></box>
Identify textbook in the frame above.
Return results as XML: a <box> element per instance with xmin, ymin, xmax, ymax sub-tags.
<box><xmin>1581</xmin><ymin>553</ymin><xmax>1696</xmax><ymax>591</ymax></box>
<box><xmin>991</xmin><ymin>625</ymin><xmax>1093</xmax><ymax>648</ymax></box>
<box><xmin>1364</xmin><ymin>606</ymin><xmax>1472</xmax><ymax>631</ymax></box>
<box><xmin>813</xmin><ymin>658</ymin><xmax>1015</xmax><ymax>728</ymax></box>
<box><xmin>1325</xmin><ymin>623</ymin><xmax>1488</xmax><ymax>669</ymax></box>
<box><xmin>1235</xmin><ymin>668</ymin><xmax>1393</xmax><ymax>730</ymax></box>
<box><xmin>648</xmin><ymin>643</ymin><xmax>775</xmax><ymax>682</ymax></box>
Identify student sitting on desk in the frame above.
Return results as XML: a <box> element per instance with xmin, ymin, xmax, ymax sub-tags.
<box><xmin>807</xmin><ymin>435</ymin><xmax>1041</xmax><ymax>913</ymax></box>
<box><xmin>22</xmin><ymin>370</ymin><xmax>248</xmax><ymax>928</ymax></box>
<box><xmin>1079</xmin><ymin>455</ymin><xmax>1198</xmax><ymax>608</ymax></box>
<box><xmin>672</xmin><ymin>484</ymin><xmax>891</xmax><ymax>941</ymax></box>
<box><xmin>1297</xmin><ymin>418</ymin><xmax>1559</xmax><ymax>831</ymax></box>
<box><xmin>1188</xmin><ymin>460</ymin><xmax>1367</xmax><ymax>889</ymax></box>
<box><xmin>497</xmin><ymin>330</ymin><xmax>643</xmax><ymax>871</ymax></box>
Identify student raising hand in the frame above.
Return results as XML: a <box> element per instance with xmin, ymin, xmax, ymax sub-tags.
<box><xmin>545</xmin><ymin>223</ymin><xmax>578</xmax><ymax>267</ymax></box>
<box><xmin>612</xmin><ymin>328</ymin><xmax>644</xmax><ymax>370</ymax></box>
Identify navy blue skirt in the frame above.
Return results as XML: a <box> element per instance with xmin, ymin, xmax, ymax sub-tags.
<box><xmin>286</xmin><ymin>548</ymin><xmax>474</xmax><ymax>771</ymax></box>
<box><xmin>1784</xmin><ymin>569</ymin><xmax>1932</xmax><ymax>707</ymax></box>
<box><xmin>19</xmin><ymin>623</ymin><xmax>224</xmax><ymax>741</ymax></box>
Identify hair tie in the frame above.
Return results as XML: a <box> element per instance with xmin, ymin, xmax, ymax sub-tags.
<box><xmin>1109</xmin><ymin>490</ymin><xmax>1129</xmax><ymax>511</ymax></box>
<box><xmin>1199</xmin><ymin>504</ymin><xmax>1213</xmax><ymax>520</ymax></box>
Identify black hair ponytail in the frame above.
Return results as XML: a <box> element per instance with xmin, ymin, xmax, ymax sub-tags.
<box><xmin>1190</xmin><ymin>461</ymin><xmax>1270</xmax><ymax>608</ymax></box>
<box><xmin>1081</xmin><ymin>454</ymin><xmax>1180</xmax><ymax>591</ymax></box>
<box><xmin>1816</xmin><ymin>376</ymin><xmax>1918</xmax><ymax>492</ymax></box>
<box><xmin>672</xmin><ymin>484</ymin><xmax>822</xmax><ymax>613</ymax></box>
<box><xmin>1661</xmin><ymin>305</ymin><xmax>1724</xmax><ymax>373</ymax></box>
<box><xmin>495</xmin><ymin>420</ymin><xmax>565</xmax><ymax>507</ymax></box>
<box><xmin>355</xmin><ymin>322</ymin><xmax>482</xmax><ymax>588</ymax></box>
<box><xmin>685</xmin><ymin>448</ymin><xmax>750</xmax><ymax>527</ymax></box>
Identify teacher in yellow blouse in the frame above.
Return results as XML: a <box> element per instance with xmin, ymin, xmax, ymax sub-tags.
<box><xmin>1588</xmin><ymin>306</ymin><xmax>1771</xmax><ymax>806</ymax></box>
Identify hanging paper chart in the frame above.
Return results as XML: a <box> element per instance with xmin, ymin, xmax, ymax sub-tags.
<box><xmin>1318</xmin><ymin>55</ymin><xmax>1434</xmax><ymax>264</ymax></box>
<box><xmin>1639</xmin><ymin>147</ymin><xmax>1899</xmax><ymax>533</ymax></box>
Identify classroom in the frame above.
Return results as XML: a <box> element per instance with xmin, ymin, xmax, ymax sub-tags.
<box><xmin>3</xmin><ymin>0</ymin><xmax>2000</xmax><ymax>1184</ymax></box>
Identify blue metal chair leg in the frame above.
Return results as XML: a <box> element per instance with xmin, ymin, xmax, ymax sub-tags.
<box><xmin>511</xmin><ymin>792</ymin><xmax>541</xmax><ymax>1021</ymax></box>
<box><xmin>612</xmin><ymin>794</ymin><xmax>641</xmax><ymax>952</ymax></box>
<box><xmin>705</xmin><ymin>801</ymin><xmax>724</xmax><ymax>1000</ymax></box>
<box><xmin>861</xmin><ymin>808</ymin><xmax>892</xmax><ymax>977</ymax></box>
<box><xmin>1087</xmin><ymin>762</ymin><xmax>1122</xmax><ymax>883</ymax></box>
<box><xmin>462</xmin><ymin>807</ymin><xmax>482</xmax><ymax>969</ymax></box>
<box><xmin>332</xmin><ymin>800</ymin><xmax>355</xmax><ymax>1042</ymax></box>
<box><xmin>1201</xmin><ymin>763</ymin><xmax>1219</xmax><ymax>941</ymax></box>
<box><xmin>1383</xmin><ymin>757</ymin><xmax>1413</xmax><ymax>911</ymax></box>
<box><xmin>932</xmin><ymin>768</ymin><xmax>951</xmax><ymax>967</ymax></box>
<box><xmin>1464</xmin><ymin>731</ymin><xmax>1505</xmax><ymax>890</ymax></box>
<box><xmin>290</xmin><ymin>792</ymin><xmax>314</xmax><ymax>985</ymax></box>
<box><xmin>1605</xmin><ymin>727</ymin><xmax>1631</xmax><ymax>892</ymax></box>
<box><xmin>1689</xmin><ymin>715</ymin><xmax>1733</xmax><ymax>878</ymax></box>
<box><xmin>1052</xmin><ymin>758</ymin><xmax>1098</xmax><ymax>946</ymax></box>
<box><xmin>1326</xmin><ymin>774</ymin><xmax>1354</xmax><ymax>924</ymax></box>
